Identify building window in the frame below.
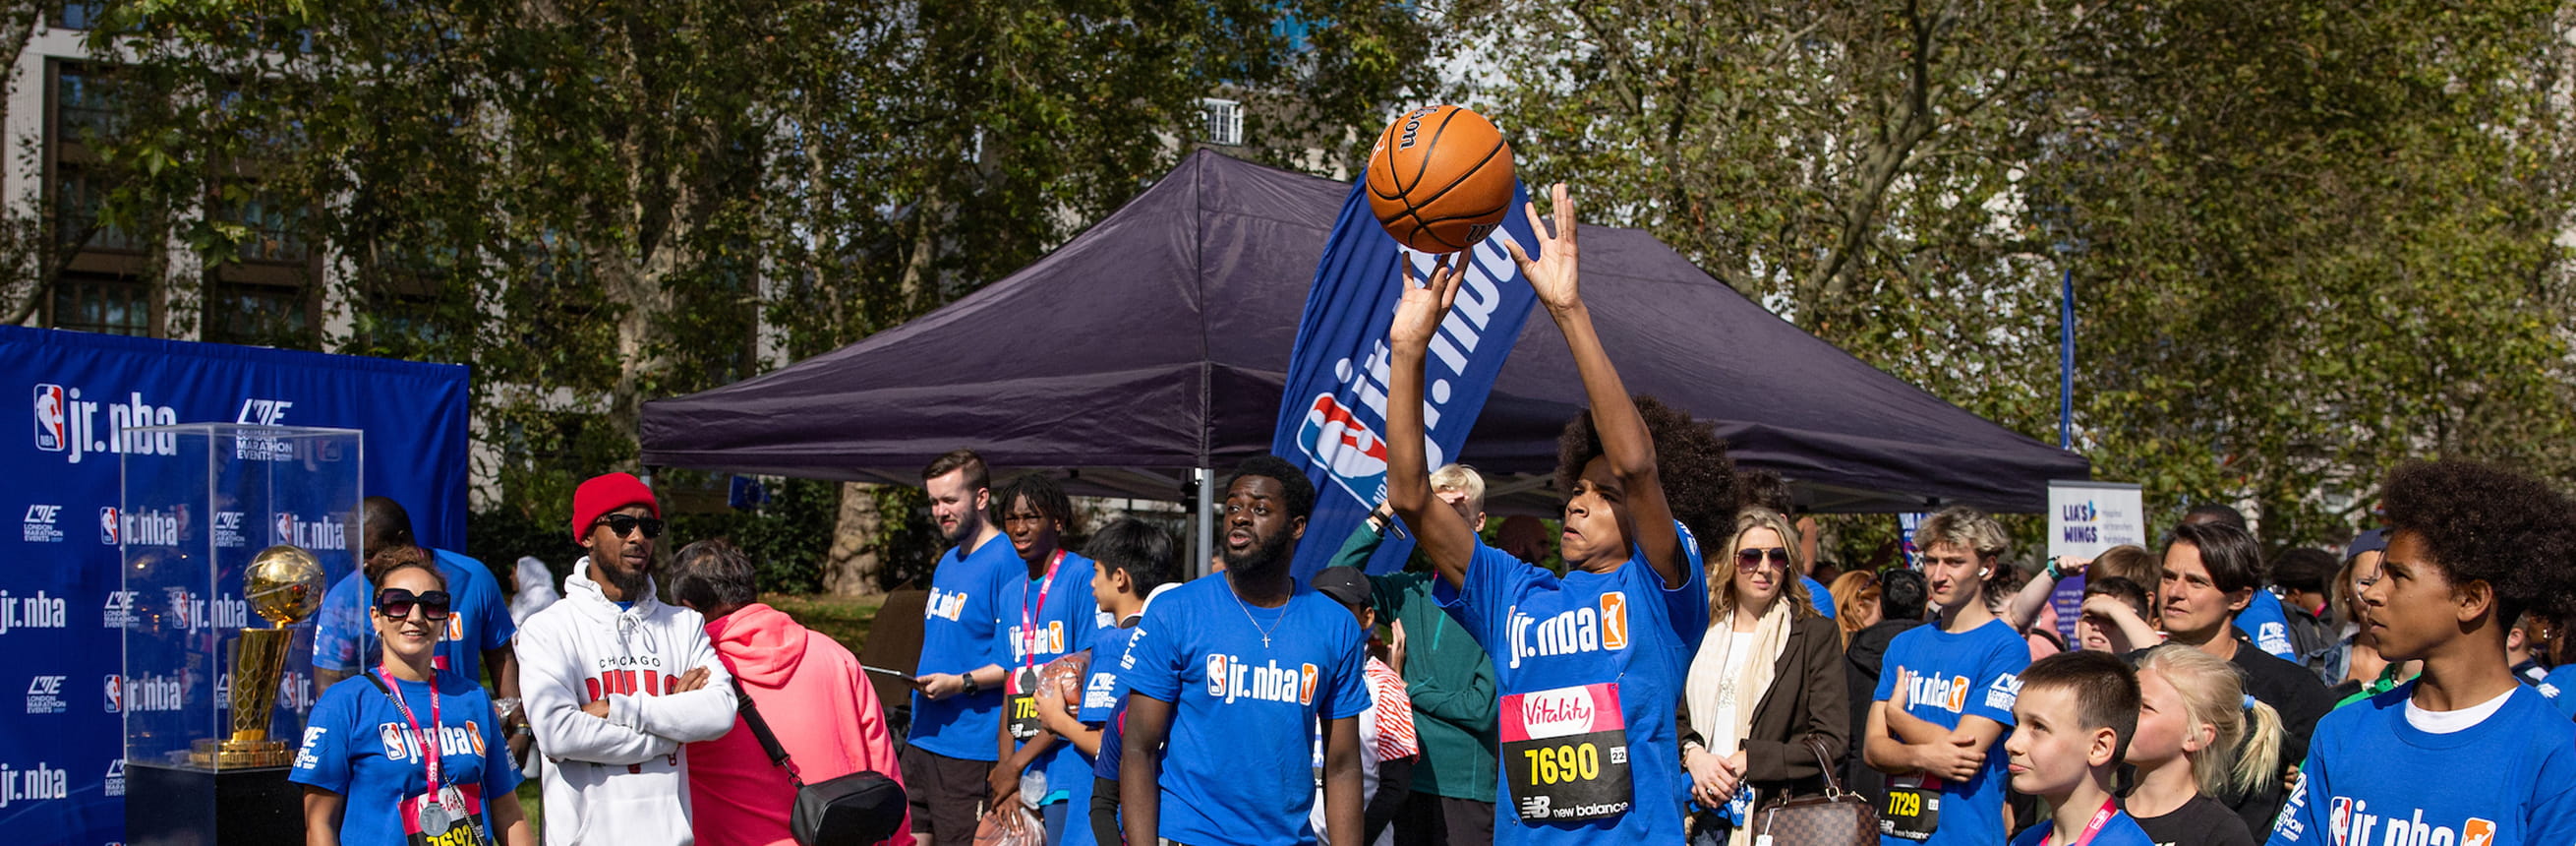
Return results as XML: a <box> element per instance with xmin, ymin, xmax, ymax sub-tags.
<box><xmin>205</xmin><ymin>281</ymin><xmax>312</xmax><ymax>348</ymax></box>
<box><xmin>1200</xmin><ymin>97</ymin><xmax>1243</xmax><ymax>147</ymax></box>
<box><xmin>230</xmin><ymin>196</ymin><xmax>310</xmax><ymax>264</ymax></box>
<box><xmin>50</xmin><ymin>274</ymin><xmax>148</xmax><ymax>335</ymax></box>
<box><xmin>55</xmin><ymin>65</ymin><xmax>119</xmax><ymax>143</ymax></box>
<box><xmin>49</xmin><ymin>2</ymin><xmax>100</xmax><ymax>30</ymax></box>
<box><xmin>54</xmin><ymin>166</ymin><xmax>139</xmax><ymax>252</ymax></box>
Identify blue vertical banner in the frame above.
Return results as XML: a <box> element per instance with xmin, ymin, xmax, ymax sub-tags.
<box><xmin>1</xmin><ymin>326</ymin><xmax>469</xmax><ymax>846</ymax></box>
<box><xmin>1271</xmin><ymin>178</ymin><xmax>1542</xmax><ymax>577</ymax></box>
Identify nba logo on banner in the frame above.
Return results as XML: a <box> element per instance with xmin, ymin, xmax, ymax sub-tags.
<box><xmin>1295</xmin><ymin>393</ymin><xmax>1390</xmax><ymax>504</ymax></box>
<box><xmin>33</xmin><ymin>385</ymin><xmax>65</xmax><ymax>452</ymax></box>
<box><xmin>1270</xmin><ymin>176</ymin><xmax>1544</xmax><ymax>578</ymax></box>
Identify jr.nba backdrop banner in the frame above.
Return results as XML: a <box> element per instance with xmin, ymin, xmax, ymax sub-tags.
<box><xmin>1271</xmin><ymin>179</ymin><xmax>1542</xmax><ymax>578</ymax></box>
<box><xmin>1</xmin><ymin>326</ymin><xmax>469</xmax><ymax>845</ymax></box>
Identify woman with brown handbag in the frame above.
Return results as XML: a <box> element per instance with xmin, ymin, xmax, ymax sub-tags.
<box><xmin>1679</xmin><ymin>507</ymin><xmax>1851</xmax><ymax>846</ymax></box>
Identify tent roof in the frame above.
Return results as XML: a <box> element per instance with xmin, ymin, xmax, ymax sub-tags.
<box><xmin>641</xmin><ymin>150</ymin><xmax>2086</xmax><ymax>513</ymax></box>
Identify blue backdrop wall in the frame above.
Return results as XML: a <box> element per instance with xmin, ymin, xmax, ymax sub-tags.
<box><xmin>1</xmin><ymin>326</ymin><xmax>470</xmax><ymax>845</ymax></box>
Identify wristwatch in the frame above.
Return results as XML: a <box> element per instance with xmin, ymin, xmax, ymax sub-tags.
<box><xmin>962</xmin><ymin>674</ymin><xmax>981</xmax><ymax>696</ymax></box>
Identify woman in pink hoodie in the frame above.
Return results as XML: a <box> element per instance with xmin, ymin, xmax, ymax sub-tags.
<box><xmin>671</xmin><ymin>540</ymin><xmax>914</xmax><ymax>846</ymax></box>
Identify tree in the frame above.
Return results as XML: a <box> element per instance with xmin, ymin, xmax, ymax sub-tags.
<box><xmin>85</xmin><ymin>0</ymin><xmax>1433</xmax><ymax>589</ymax></box>
<box><xmin>1455</xmin><ymin>0</ymin><xmax>2576</xmax><ymax>552</ymax></box>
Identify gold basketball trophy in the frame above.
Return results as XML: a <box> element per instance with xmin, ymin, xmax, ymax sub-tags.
<box><xmin>191</xmin><ymin>544</ymin><xmax>327</xmax><ymax>768</ymax></box>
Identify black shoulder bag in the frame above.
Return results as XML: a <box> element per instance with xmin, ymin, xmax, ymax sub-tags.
<box><xmin>732</xmin><ymin>680</ymin><xmax>909</xmax><ymax>846</ymax></box>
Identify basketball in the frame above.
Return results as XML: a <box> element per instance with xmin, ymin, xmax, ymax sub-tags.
<box><xmin>1366</xmin><ymin>104</ymin><xmax>1515</xmax><ymax>254</ymax></box>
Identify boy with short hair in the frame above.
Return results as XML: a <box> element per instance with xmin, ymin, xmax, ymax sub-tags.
<box><xmin>1031</xmin><ymin>517</ymin><xmax>1175</xmax><ymax>846</ymax></box>
<box><xmin>2001</xmin><ymin>651</ymin><xmax>2155</xmax><ymax>846</ymax></box>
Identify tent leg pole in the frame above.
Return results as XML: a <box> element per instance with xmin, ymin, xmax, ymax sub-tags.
<box><xmin>1196</xmin><ymin>466</ymin><xmax>1216</xmax><ymax>579</ymax></box>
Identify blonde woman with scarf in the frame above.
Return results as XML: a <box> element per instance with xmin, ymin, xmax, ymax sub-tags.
<box><xmin>1678</xmin><ymin>508</ymin><xmax>1850</xmax><ymax>846</ymax></box>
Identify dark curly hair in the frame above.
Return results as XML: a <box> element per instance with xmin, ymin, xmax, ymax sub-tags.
<box><xmin>988</xmin><ymin>472</ymin><xmax>1074</xmax><ymax>528</ymax></box>
<box><xmin>1555</xmin><ymin>394</ymin><xmax>1738</xmax><ymax>542</ymax></box>
<box><xmin>2380</xmin><ymin>459</ymin><xmax>2576</xmax><ymax>627</ymax></box>
<box><xmin>1229</xmin><ymin>455</ymin><xmax>1317</xmax><ymax>521</ymax></box>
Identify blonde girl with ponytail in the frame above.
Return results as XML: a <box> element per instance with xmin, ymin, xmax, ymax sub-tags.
<box><xmin>2122</xmin><ymin>646</ymin><xmax>2285</xmax><ymax>846</ymax></box>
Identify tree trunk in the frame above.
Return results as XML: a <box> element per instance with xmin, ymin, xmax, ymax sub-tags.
<box><xmin>823</xmin><ymin>481</ymin><xmax>887</xmax><ymax>597</ymax></box>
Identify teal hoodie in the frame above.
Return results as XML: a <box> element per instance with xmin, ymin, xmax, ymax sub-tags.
<box><xmin>1331</xmin><ymin>523</ymin><xmax>1501</xmax><ymax>801</ymax></box>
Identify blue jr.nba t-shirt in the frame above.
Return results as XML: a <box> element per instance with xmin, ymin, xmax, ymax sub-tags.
<box><xmin>1434</xmin><ymin>521</ymin><xmax>1708</xmax><ymax>846</ymax></box>
<box><xmin>1121</xmin><ymin>576</ymin><xmax>1369</xmax><ymax>846</ymax></box>
<box><xmin>290</xmin><ymin>673</ymin><xmax>521</xmax><ymax>844</ymax></box>
<box><xmin>2540</xmin><ymin>663</ymin><xmax>2576</xmax><ymax>718</ymax></box>
<box><xmin>2264</xmin><ymin>684</ymin><xmax>2576</xmax><ymax>846</ymax></box>
<box><xmin>313</xmin><ymin>549</ymin><xmax>516</xmax><ymax>683</ymax></box>
<box><xmin>998</xmin><ymin>550</ymin><xmax>1100</xmax><ymax>804</ymax></box>
<box><xmin>909</xmin><ymin>532</ymin><xmax>1021</xmax><ymax>761</ymax></box>
<box><xmin>1871</xmin><ymin>617</ymin><xmax>2030</xmax><ymax>846</ymax></box>
<box><xmin>2234</xmin><ymin>590</ymin><xmax>2298</xmax><ymax>662</ymax></box>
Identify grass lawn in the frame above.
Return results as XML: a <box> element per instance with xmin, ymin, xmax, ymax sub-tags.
<box><xmin>512</xmin><ymin>592</ymin><xmax>887</xmax><ymax>836</ymax></box>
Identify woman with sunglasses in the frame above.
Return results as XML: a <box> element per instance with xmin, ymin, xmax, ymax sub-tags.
<box><xmin>294</xmin><ymin>549</ymin><xmax>536</xmax><ymax>845</ymax></box>
<box><xmin>1677</xmin><ymin>507</ymin><xmax>1850</xmax><ymax>846</ymax></box>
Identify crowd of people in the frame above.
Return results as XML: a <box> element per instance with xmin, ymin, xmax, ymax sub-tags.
<box><xmin>286</xmin><ymin>183</ymin><xmax>2576</xmax><ymax>846</ymax></box>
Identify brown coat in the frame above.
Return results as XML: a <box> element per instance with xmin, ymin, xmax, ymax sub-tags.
<box><xmin>1677</xmin><ymin>613</ymin><xmax>1851</xmax><ymax>795</ymax></box>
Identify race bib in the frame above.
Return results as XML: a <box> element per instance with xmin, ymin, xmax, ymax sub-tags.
<box><xmin>1500</xmin><ymin>682</ymin><xmax>1631</xmax><ymax>822</ymax></box>
<box><xmin>1880</xmin><ymin>774</ymin><xmax>1942</xmax><ymax>841</ymax></box>
<box><xmin>400</xmin><ymin>784</ymin><xmax>489</xmax><ymax>846</ymax></box>
<box><xmin>1005</xmin><ymin>667</ymin><xmax>1043</xmax><ymax>741</ymax></box>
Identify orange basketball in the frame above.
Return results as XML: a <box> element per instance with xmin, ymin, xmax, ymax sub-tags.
<box><xmin>1366</xmin><ymin>105</ymin><xmax>1515</xmax><ymax>254</ymax></box>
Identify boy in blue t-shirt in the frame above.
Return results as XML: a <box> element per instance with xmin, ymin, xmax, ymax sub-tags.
<box><xmin>1119</xmin><ymin>457</ymin><xmax>1372</xmax><ymax>846</ymax></box>
<box><xmin>985</xmin><ymin>474</ymin><xmax>1100</xmax><ymax>844</ymax></box>
<box><xmin>1865</xmin><ymin>507</ymin><xmax>2031</xmax><ymax>846</ymax></box>
<box><xmin>2001</xmin><ymin>651</ymin><xmax>2155</xmax><ymax>846</ymax></box>
<box><xmin>1029</xmin><ymin>518</ymin><xmax>1175</xmax><ymax>846</ymax></box>
<box><xmin>2266</xmin><ymin>460</ymin><xmax>2576</xmax><ymax>846</ymax></box>
<box><xmin>1382</xmin><ymin>185</ymin><xmax>1739</xmax><ymax>846</ymax></box>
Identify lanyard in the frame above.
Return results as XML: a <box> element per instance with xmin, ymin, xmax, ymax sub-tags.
<box><xmin>1020</xmin><ymin>549</ymin><xmax>1065</xmax><ymax>668</ymax></box>
<box><xmin>2040</xmin><ymin>799</ymin><xmax>2119</xmax><ymax>846</ymax></box>
<box><xmin>377</xmin><ymin>667</ymin><xmax>444</xmax><ymax>799</ymax></box>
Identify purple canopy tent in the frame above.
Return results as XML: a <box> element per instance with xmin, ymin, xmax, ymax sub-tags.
<box><xmin>640</xmin><ymin>151</ymin><xmax>2086</xmax><ymax>549</ymax></box>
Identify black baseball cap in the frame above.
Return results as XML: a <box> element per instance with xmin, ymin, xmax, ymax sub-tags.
<box><xmin>1311</xmin><ymin>566</ymin><xmax>1372</xmax><ymax>609</ymax></box>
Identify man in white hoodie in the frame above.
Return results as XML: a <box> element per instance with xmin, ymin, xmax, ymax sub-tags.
<box><xmin>518</xmin><ymin>472</ymin><xmax>740</xmax><ymax>845</ymax></box>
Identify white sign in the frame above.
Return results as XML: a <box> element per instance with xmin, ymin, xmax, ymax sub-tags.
<box><xmin>2047</xmin><ymin>480</ymin><xmax>2146</xmax><ymax>561</ymax></box>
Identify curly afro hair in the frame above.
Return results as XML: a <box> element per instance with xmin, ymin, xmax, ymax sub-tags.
<box><xmin>2380</xmin><ymin>459</ymin><xmax>2576</xmax><ymax>628</ymax></box>
<box><xmin>1555</xmin><ymin>394</ymin><xmax>1738</xmax><ymax>542</ymax></box>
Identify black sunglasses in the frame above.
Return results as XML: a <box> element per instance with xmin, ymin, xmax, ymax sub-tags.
<box><xmin>375</xmin><ymin>588</ymin><xmax>453</xmax><ymax>621</ymax></box>
<box><xmin>595</xmin><ymin>514</ymin><xmax>665</xmax><ymax>539</ymax></box>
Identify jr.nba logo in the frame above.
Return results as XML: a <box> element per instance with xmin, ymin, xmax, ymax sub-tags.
<box><xmin>2329</xmin><ymin>798</ymin><xmax>2351</xmax><ymax>846</ymax></box>
<box><xmin>1294</xmin><ymin>393</ymin><xmax>1388</xmax><ymax>503</ymax></box>
<box><xmin>34</xmin><ymin>384</ymin><xmax>65</xmax><ymax>452</ymax></box>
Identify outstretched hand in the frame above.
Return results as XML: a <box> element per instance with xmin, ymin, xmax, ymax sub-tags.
<box><xmin>1390</xmin><ymin>254</ymin><xmax>1465</xmax><ymax>352</ymax></box>
<box><xmin>1504</xmin><ymin>182</ymin><xmax>1580</xmax><ymax>313</ymax></box>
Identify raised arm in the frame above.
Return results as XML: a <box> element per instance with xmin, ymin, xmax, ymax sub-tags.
<box><xmin>1505</xmin><ymin>184</ymin><xmax>1682</xmax><ymax>587</ymax></box>
<box><xmin>1385</xmin><ymin>255</ymin><xmax>1481</xmax><ymax>589</ymax></box>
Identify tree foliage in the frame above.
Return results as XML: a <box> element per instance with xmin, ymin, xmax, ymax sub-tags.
<box><xmin>82</xmin><ymin>0</ymin><xmax>1431</xmax><ymax>580</ymax></box>
<box><xmin>1453</xmin><ymin>0</ymin><xmax>2576</xmax><ymax>551</ymax></box>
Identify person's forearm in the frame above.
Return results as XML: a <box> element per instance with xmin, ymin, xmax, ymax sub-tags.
<box><xmin>2005</xmin><ymin>570</ymin><xmax>2056</xmax><ymax>631</ymax></box>
<box><xmin>1385</xmin><ymin>330</ymin><xmax>1475</xmax><ymax>586</ymax></box>
<box><xmin>303</xmin><ymin>788</ymin><xmax>345</xmax><ymax>846</ymax></box>
<box><xmin>1323</xmin><ymin>720</ymin><xmax>1365</xmax><ymax>846</ymax></box>
<box><xmin>1883</xmin><ymin>701</ymin><xmax>1945</xmax><ymax>745</ymax></box>
<box><xmin>486</xmin><ymin>647</ymin><xmax>521</xmax><ymax>703</ymax></box>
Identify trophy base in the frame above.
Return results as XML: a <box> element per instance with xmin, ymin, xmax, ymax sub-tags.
<box><xmin>125</xmin><ymin>761</ymin><xmax>302</xmax><ymax>846</ymax></box>
<box><xmin>189</xmin><ymin>738</ymin><xmax>295</xmax><ymax>769</ymax></box>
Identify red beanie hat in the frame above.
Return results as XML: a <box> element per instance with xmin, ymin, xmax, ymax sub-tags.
<box><xmin>571</xmin><ymin>472</ymin><xmax>661</xmax><ymax>542</ymax></box>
